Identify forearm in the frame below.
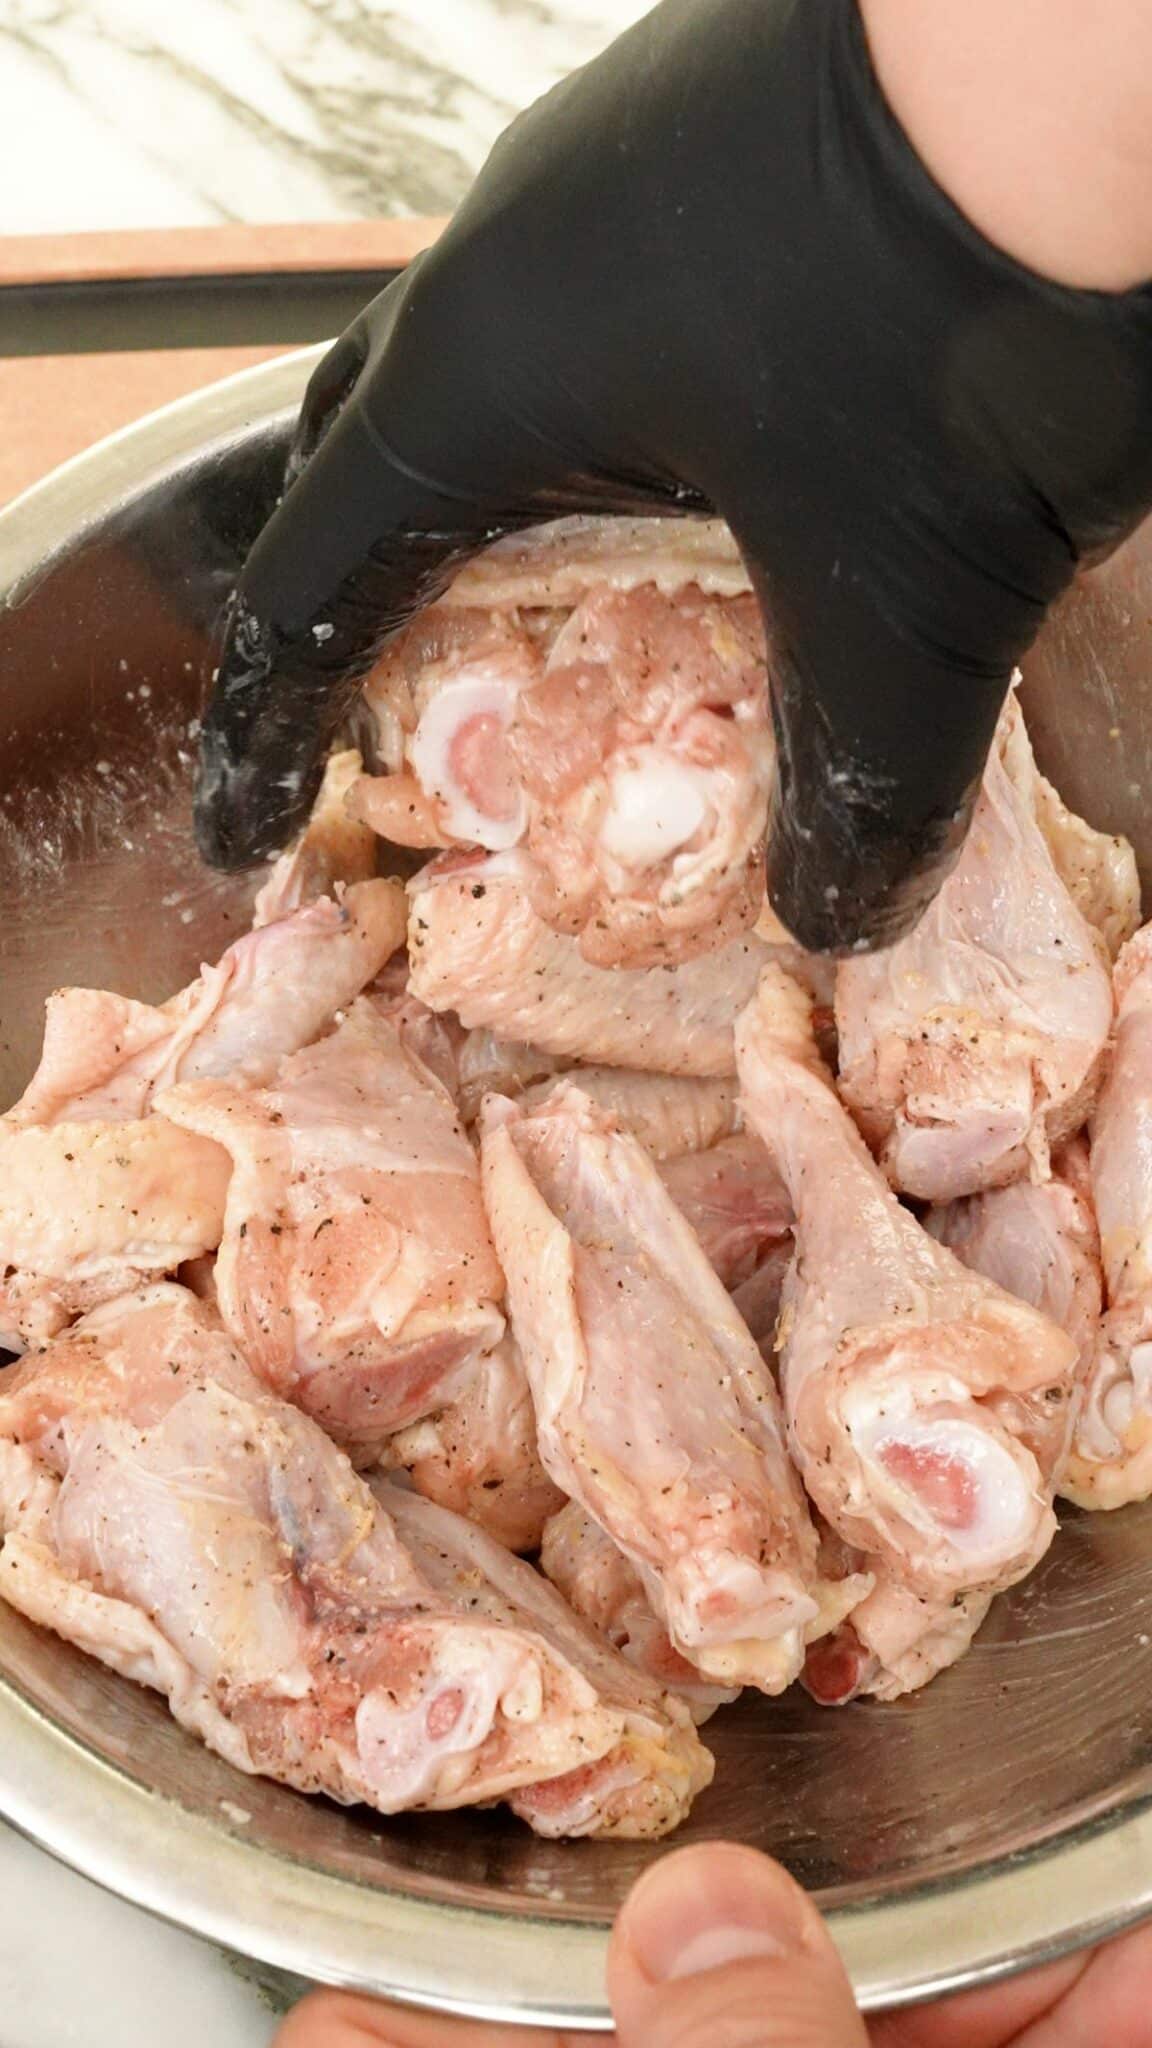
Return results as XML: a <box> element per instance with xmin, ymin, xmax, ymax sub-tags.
<box><xmin>862</xmin><ymin>0</ymin><xmax>1152</xmax><ymax>289</ymax></box>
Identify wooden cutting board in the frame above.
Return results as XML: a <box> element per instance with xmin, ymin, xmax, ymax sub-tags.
<box><xmin>0</xmin><ymin>220</ymin><xmax>442</xmax><ymax>508</ymax></box>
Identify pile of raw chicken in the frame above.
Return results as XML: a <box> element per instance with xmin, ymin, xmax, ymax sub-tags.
<box><xmin>1</xmin><ymin>515</ymin><xmax>1149</xmax><ymax>1841</ymax></box>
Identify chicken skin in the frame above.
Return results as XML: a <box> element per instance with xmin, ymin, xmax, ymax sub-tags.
<box><xmin>481</xmin><ymin>1084</ymin><xmax>863</xmax><ymax>1693</ymax></box>
<box><xmin>383</xmin><ymin>1334</ymin><xmax>564</xmax><ymax>1555</ymax></box>
<box><xmin>159</xmin><ymin>1001</ymin><xmax>505</xmax><ymax>1457</ymax></box>
<box><xmin>1</xmin><ymin>881</ymin><xmax>405</xmax><ymax>1350</ymax></box>
<box><xmin>252</xmin><ymin>748</ymin><xmax>378</xmax><ymax>927</ymax></box>
<box><xmin>0</xmin><ymin>1117</ymin><xmax>229</xmax><ymax>1351</ymax></box>
<box><xmin>353</xmin><ymin>514</ymin><xmax>770</xmax><ymax>967</ymax></box>
<box><xmin>1065</xmin><ymin>926</ymin><xmax>1152</xmax><ymax>1506</ymax></box>
<box><xmin>928</xmin><ymin>1138</ymin><xmax>1102</xmax><ymax>1508</ymax></box>
<box><xmin>835</xmin><ymin>699</ymin><xmax>1115</xmax><ymax>1201</ymax></box>
<box><xmin>0</xmin><ymin>1286</ymin><xmax>709</xmax><ymax>1837</ymax></box>
<box><xmin>541</xmin><ymin>1501</ymin><xmax>739</xmax><ymax>1723</ymax></box>
<box><xmin>737</xmin><ymin>968</ymin><xmax>1077</xmax><ymax>1613</ymax></box>
<box><xmin>10</xmin><ymin>880</ymin><xmax>405</xmax><ymax>1126</ymax></box>
<box><xmin>408</xmin><ymin>851</ymin><xmax>768</xmax><ymax>1077</ymax></box>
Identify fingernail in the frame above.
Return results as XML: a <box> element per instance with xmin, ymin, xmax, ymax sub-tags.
<box><xmin>622</xmin><ymin>1843</ymin><xmax>804</xmax><ymax>1985</ymax></box>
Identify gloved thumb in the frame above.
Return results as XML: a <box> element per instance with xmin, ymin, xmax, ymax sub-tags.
<box><xmin>606</xmin><ymin>1842</ymin><xmax>867</xmax><ymax>2048</ymax></box>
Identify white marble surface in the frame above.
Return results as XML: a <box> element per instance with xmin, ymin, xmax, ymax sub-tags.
<box><xmin>0</xmin><ymin>6</ymin><xmax>656</xmax><ymax>2041</ymax></box>
<box><xmin>0</xmin><ymin>1830</ymin><xmax>285</xmax><ymax>2047</ymax></box>
<box><xmin>0</xmin><ymin>0</ymin><xmax>652</xmax><ymax>234</ymax></box>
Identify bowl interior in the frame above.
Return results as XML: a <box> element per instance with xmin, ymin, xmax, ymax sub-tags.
<box><xmin>3</xmin><ymin>370</ymin><xmax>1152</xmax><ymax>2016</ymax></box>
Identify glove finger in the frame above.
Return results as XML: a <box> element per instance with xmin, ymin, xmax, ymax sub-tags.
<box><xmin>743</xmin><ymin>549</ymin><xmax>1011</xmax><ymax>955</ymax></box>
<box><xmin>195</xmin><ymin>396</ymin><xmax>512</xmax><ymax>872</ymax></box>
<box><xmin>287</xmin><ymin>321</ymin><xmax>372</xmax><ymax>485</ymax></box>
<box><xmin>286</xmin><ymin>266</ymin><xmax>419</xmax><ymax>486</ymax></box>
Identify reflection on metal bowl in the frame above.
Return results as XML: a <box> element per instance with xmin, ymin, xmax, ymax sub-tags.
<box><xmin>2</xmin><ymin>352</ymin><xmax>1152</xmax><ymax>2028</ymax></box>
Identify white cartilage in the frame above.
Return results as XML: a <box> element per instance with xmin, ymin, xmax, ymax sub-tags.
<box><xmin>409</xmin><ymin>667</ymin><xmax>529</xmax><ymax>850</ymax></box>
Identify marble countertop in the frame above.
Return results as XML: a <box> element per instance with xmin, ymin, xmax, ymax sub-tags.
<box><xmin>0</xmin><ymin>1831</ymin><xmax>287</xmax><ymax>2048</ymax></box>
<box><xmin>0</xmin><ymin>8</ymin><xmax>649</xmax><ymax>2038</ymax></box>
<box><xmin>0</xmin><ymin>0</ymin><xmax>651</xmax><ymax>235</ymax></box>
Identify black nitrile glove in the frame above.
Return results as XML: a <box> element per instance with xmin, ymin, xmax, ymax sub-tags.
<box><xmin>195</xmin><ymin>0</ymin><xmax>1152</xmax><ymax>952</ymax></box>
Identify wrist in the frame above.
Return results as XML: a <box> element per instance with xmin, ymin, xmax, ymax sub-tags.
<box><xmin>860</xmin><ymin>0</ymin><xmax>1152</xmax><ymax>290</ymax></box>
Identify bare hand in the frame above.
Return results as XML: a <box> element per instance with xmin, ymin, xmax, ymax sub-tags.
<box><xmin>273</xmin><ymin>1841</ymin><xmax>1152</xmax><ymax>2047</ymax></box>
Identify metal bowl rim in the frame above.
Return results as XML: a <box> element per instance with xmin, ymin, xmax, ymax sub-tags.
<box><xmin>2</xmin><ymin>350</ymin><xmax>1152</xmax><ymax>2022</ymax></box>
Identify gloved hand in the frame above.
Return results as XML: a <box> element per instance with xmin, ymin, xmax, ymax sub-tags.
<box><xmin>195</xmin><ymin>0</ymin><xmax>1152</xmax><ymax>952</ymax></box>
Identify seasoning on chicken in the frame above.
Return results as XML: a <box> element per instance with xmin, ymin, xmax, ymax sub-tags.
<box><xmin>1013</xmin><ymin>713</ymin><xmax>1141</xmax><ymax>961</ymax></box>
<box><xmin>374</xmin><ymin>997</ymin><xmax>570</xmax><ymax>1128</ymax></box>
<box><xmin>10</xmin><ymin>879</ymin><xmax>406</xmax><ymax>1126</ymax></box>
<box><xmin>452</xmin><ymin>1029</ymin><xmax>570</xmax><ymax>1123</ymax></box>
<box><xmin>157</xmin><ymin>999</ymin><xmax>505</xmax><ymax>1457</ymax></box>
<box><xmin>737</xmin><ymin>967</ymin><xmax>1077</xmax><ymax>1618</ymax></box>
<box><xmin>408</xmin><ymin>851</ymin><xmax>769</xmax><ymax>1077</ymax></box>
<box><xmin>0</xmin><ymin>1118</ymin><xmax>230</xmax><ymax>1350</ymax></box>
<box><xmin>481</xmin><ymin>1084</ymin><xmax>865</xmax><ymax>1692</ymax></box>
<box><xmin>520</xmin><ymin>1067</ymin><xmax>738</xmax><ymax>1161</ymax></box>
<box><xmin>380</xmin><ymin>1484</ymin><xmax>712</xmax><ymax>1836</ymax></box>
<box><xmin>657</xmin><ymin>1132</ymin><xmax>791</xmax><ymax>1291</ymax></box>
<box><xmin>803</xmin><ymin>1570</ymin><xmax>993</xmax><ymax>1706</ymax></box>
<box><xmin>927</xmin><ymin>1138</ymin><xmax>1102</xmax><ymax>1507</ymax></box>
<box><xmin>507</xmin><ymin>584</ymin><xmax>770</xmax><ymax>965</ymax></box>
<box><xmin>0</xmin><ymin>1286</ymin><xmax>709</xmax><ymax>1836</ymax></box>
<box><xmin>385</xmin><ymin>1017</ymin><xmax>747</xmax><ymax>1194</ymax></box>
<box><xmin>835</xmin><ymin>697</ymin><xmax>1116</xmax><ymax>1201</ymax></box>
<box><xmin>252</xmin><ymin>748</ymin><xmax>378</xmax><ymax>927</ymax></box>
<box><xmin>753</xmin><ymin>898</ymin><xmax>837</xmax><ymax>1013</ymax></box>
<box><xmin>383</xmin><ymin>1334</ymin><xmax>565</xmax><ymax>1554</ymax></box>
<box><xmin>729</xmin><ymin>1241</ymin><xmax>794</xmax><ymax>1360</ymax></box>
<box><xmin>434</xmin><ymin>513</ymin><xmax>752</xmax><ymax>610</ymax></box>
<box><xmin>541</xmin><ymin>1501</ymin><xmax>739</xmax><ymax>1723</ymax></box>
<box><xmin>353</xmin><ymin>515</ymin><xmax>771</xmax><ymax>968</ymax></box>
<box><xmin>1060</xmin><ymin>926</ymin><xmax>1152</xmax><ymax>1507</ymax></box>
<box><xmin>368</xmin><ymin>986</ymin><xmax>469</xmax><ymax>1102</ymax></box>
<box><xmin>518</xmin><ymin>1070</ymin><xmax>788</xmax><ymax>1301</ymax></box>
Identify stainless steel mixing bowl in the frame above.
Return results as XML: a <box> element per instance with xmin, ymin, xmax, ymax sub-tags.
<box><xmin>2</xmin><ymin>351</ymin><xmax>1152</xmax><ymax>2028</ymax></box>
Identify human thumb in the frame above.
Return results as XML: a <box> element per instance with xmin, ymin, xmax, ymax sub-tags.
<box><xmin>606</xmin><ymin>1842</ymin><xmax>868</xmax><ymax>2048</ymax></box>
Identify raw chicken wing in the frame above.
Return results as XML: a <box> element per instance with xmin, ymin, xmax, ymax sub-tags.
<box><xmin>10</xmin><ymin>879</ymin><xmax>405</xmax><ymax>1126</ymax></box>
<box><xmin>355</xmin><ymin>514</ymin><xmax>770</xmax><ymax>967</ymax></box>
<box><xmin>408</xmin><ymin>851</ymin><xmax>768</xmax><ymax>1076</ymax></box>
<box><xmin>372</xmin><ymin>994</ymin><xmax>570</xmax><ymax>1127</ymax></box>
<box><xmin>368</xmin><ymin>987</ymin><xmax>469</xmax><ymax>1102</ymax></box>
<box><xmin>1016</xmin><ymin>716</ymin><xmax>1140</xmax><ymax>961</ymax></box>
<box><xmin>1064</xmin><ymin>926</ymin><xmax>1152</xmax><ymax>1506</ymax></box>
<box><xmin>0</xmin><ymin>1286</ymin><xmax>708</xmax><ymax>1835</ymax></box>
<box><xmin>159</xmin><ymin>1000</ymin><xmax>504</xmax><ymax>1455</ymax></box>
<box><xmin>0</xmin><ymin>1118</ymin><xmax>229</xmax><ymax>1350</ymax></box>
<box><xmin>836</xmin><ymin>698</ymin><xmax>1114</xmax><ymax>1200</ymax></box>
<box><xmin>481</xmin><ymin>1084</ymin><xmax>861</xmax><ymax>1692</ymax></box>
<box><xmin>657</xmin><ymin>1132</ymin><xmax>791</xmax><ymax>1291</ymax></box>
<box><xmin>737</xmin><ymin>968</ymin><xmax>1077</xmax><ymax>1609</ymax></box>
<box><xmin>520</xmin><ymin>1068</ymin><xmax>738</xmax><ymax>1161</ymax></box>
<box><xmin>505</xmin><ymin>583</ymin><xmax>770</xmax><ymax>965</ymax></box>
<box><xmin>252</xmin><ymin>749</ymin><xmax>377</xmax><ymax>927</ymax></box>
<box><xmin>452</xmin><ymin>1030</ymin><xmax>569</xmax><ymax>1121</ymax></box>
<box><xmin>353</xmin><ymin>613</ymin><xmax>539</xmax><ymax>852</ymax></box>
<box><xmin>383</xmin><ymin>1334</ymin><xmax>564</xmax><ymax>1554</ymax></box>
<box><xmin>928</xmin><ymin>1138</ymin><xmax>1102</xmax><ymax>1506</ymax></box>
<box><xmin>803</xmin><ymin>1568</ymin><xmax>993</xmax><ymax>1706</ymax></box>
<box><xmin>380</xmin><ymin>1484</ymin><xmax>712</xmax><ymax>1836</ymax></box>
<box><xmin>380</xmin><ymin>1005</ymin><xmax>741</xmax><ymax>1161</ymax></box>
<box><xmin>729</xmin><ymin>1243</ymin><xmax>794</xmax><ymax>1358</ymax></box>
<box><xmin>541</xmin><ymin>1501</ymin><xmax>738</xmax><ymax>1722</ymax></box>
<box><xmin>518</xmin><ymin>1071</ymin><xmax>789</xmax><ymax>1307</ymax></box>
